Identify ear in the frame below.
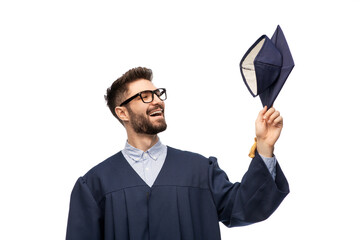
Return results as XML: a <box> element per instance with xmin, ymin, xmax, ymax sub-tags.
<box><xmin>115</xmin><ymin>106</ymin><xmax>129</xmax><ymax>122</ymax></box>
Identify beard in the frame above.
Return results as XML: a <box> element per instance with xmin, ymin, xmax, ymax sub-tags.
<box><xmin>127</xmin><ymin>105</ymin><xmax>167</xmax><ymax>135</ymax></box>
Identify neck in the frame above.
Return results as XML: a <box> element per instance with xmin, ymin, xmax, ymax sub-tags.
<box><xmin>126</xmin><ymin>131</ymin><xmax>159</xmax><ymax>152</ymax></box>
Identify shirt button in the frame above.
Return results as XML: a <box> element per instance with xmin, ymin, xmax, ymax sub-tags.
<box><xmin>145</xmin><ymin>167</ymin><xmax>149</xmax><ymax>171</ymax></box>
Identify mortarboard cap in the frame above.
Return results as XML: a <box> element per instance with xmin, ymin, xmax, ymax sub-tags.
<box><xmin>239</xmin><ymin>25</ymin><xmax>295</xmax><ymax>107</ymax></box>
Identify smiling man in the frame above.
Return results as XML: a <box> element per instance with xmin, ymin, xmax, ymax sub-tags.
<box><xmin>66</xmin><ymin>67</ymin><xmax>289</xmax><ymax>240</ymax></box>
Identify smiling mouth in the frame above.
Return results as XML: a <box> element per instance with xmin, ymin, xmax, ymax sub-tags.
<box><xmin>148</xmin><ymin>109</ymin><xmax>164</xmax><ymax>117</ymax></box>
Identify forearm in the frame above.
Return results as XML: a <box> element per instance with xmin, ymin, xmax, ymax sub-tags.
<box><xmin>258</xmin><ymin>152</ymin><xmax>277</xmax><ymax>180</ymax></box>
<box><xmin>213</xmin><ymin>152</ymin><xmax>289</xmax><ymax>227</ymax></box>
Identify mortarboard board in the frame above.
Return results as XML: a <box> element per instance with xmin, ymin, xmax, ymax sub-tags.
<box><xmin>239</xmin><ymin>25</ymin><xmax>295</xmax><ymax>107</ymax></box>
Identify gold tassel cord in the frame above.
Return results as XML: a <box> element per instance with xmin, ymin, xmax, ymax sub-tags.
<box><xmin>248</xmin><ymin>137</ymin><xmax>257</xmax><ymax>158</ymax></box>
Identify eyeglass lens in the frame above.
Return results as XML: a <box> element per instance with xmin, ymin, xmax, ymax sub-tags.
<box><xmin>140</xmin><ymin>89</ymin><xmax>166</xmax><ymax>103</ymax></box>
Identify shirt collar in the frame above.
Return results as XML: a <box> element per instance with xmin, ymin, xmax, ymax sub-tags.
<box><xmin>123</xmin><ymin>139</ymin><xmax>166</xmax><ymax>162</ymax></box>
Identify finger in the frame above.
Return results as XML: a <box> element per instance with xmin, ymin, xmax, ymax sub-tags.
<box><xmin>267</xmin><ymin>110</ymin><xmax>280</xmax><ymax>124</ymax></box>
<box><xmin>263</xmin><ymin>107</ymin><xmax>275</xmax><ymax>120</ymax></box>
<box><xmin>257</xmin><ymin>106</ymin><xmax>268</xmax><ymax>121</ymax></box>
<box><xmin>273</xmin><ymin>115</ymin><xmax>283</xmax><ymax>126</ymax></box>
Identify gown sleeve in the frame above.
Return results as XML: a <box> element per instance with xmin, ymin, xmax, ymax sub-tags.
<box><xmin>208</xmin><ymin>150</ymin><xmax>289</xmax><ymax>227</ymax></box>
<box><xmin>66</xmin><ymin>177</ymin><xmax>103</xmax><ymax>240</ymax></box>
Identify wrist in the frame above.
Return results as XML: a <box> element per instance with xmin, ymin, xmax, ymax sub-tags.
<box><xmin>256</xmin><ymin>140</ymin><xmax>274</xmax><ymax>158</ymax></box>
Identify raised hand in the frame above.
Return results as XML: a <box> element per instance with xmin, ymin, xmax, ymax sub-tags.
<box><xmin>255</xmin><ymin>106</ymin><xmax>283</xmax><ymax>157</ymax></box>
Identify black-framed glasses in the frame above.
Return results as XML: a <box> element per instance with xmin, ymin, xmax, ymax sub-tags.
<box><xmin>119</xmin><ymin>88</ymin><xmax>167</xmax><ymax>106</ymax></box>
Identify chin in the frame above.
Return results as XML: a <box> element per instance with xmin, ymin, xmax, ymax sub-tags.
<box><xmin>152</xmin><ymin>122</ymin><xmax>167</xmax><ymax>134</ymax></box>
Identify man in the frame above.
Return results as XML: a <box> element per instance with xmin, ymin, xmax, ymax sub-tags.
<box><xmin>66</xmin><ymin>67</ymin><xmax>289</xmax><ymax>240</ymax></box>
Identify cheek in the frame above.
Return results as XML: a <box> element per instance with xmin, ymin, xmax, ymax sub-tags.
<box><xmin>131</xmin><ymin>103</ymin><xmax>149</xmax><ymax>116</ymax></box>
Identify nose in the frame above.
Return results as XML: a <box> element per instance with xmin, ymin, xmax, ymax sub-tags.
<box><xmin>150</xmin><ymin>94</ymin><xmax>165</xmax><ymax>109</ymax></box>
<box><xmin>152</xmin><ymin>93</ymin><xmax>163</xmax><ymax>104</ymax></box>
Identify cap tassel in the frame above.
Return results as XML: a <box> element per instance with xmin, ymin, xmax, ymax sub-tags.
<box><xmin>248</xmin><ymin>138</ymin><xmax>257</xmax><ymax>158</ymax></box>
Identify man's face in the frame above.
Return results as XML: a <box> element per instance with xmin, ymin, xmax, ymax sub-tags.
<box><xmin>124</xmin><ymin>79</ymin><xmax>167</xmax><ymax>135</ymax></box>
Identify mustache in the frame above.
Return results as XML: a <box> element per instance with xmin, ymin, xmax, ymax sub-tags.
<box><xmin>146</xmin><ymin>104</ymin><xmax>164</xmax><ymax>115</ymax></box>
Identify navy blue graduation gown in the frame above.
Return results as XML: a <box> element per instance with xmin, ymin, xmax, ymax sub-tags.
<box><xmin>66</xmin><ymin>146</ymin><xmax>289</xmax><ymax>240</ymax></box>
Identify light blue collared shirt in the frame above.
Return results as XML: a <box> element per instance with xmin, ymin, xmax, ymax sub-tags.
<box><xmin>122</xmin><ymin>140</ymin><xmax>276</xmax><ymax>187</ymax></box>
<box><xmin>122</xmin><ymin>140</ymin><xmax>167</xmax><ymax>187</ymax></box>
<box><xmin>261</xmin><ymin>155</ymin><xmax>277</xmax><ymax>180</ymax></box>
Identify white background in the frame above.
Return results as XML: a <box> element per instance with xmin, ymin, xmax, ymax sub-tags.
<box><xmin>1</xmin><ymin>0</ymin><xmax>359</xmax><ymax>239</ymax></box>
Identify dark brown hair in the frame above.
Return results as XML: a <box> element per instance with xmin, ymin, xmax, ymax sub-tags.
<box><xmin>104</xmin><ymin>67</ymin><xmax>153</xmax><ymax>124</ymax></box>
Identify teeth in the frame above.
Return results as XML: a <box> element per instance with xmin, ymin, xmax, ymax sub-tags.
<box><xmin>150</xmin><ymin>110</ymin><xmax>162</xmax><ymax>116</ymax></box>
